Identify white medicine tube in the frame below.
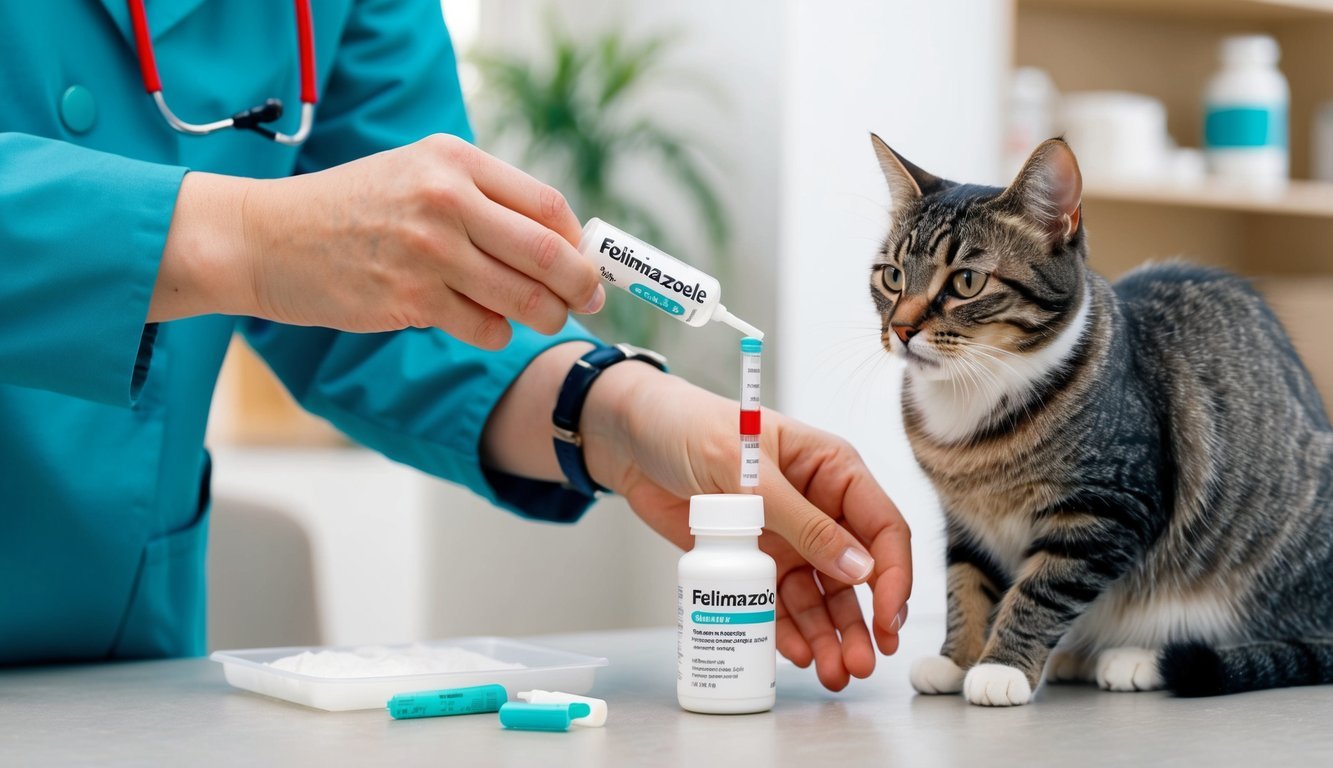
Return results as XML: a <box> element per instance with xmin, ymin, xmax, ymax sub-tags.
<box><xmin>578</xmin><ymin>218</ymin><xmax>763</xmax><ymax>339</ymax></box>
<box><xmin>739</xmin><ymin>337</ymin><xmax>762</xmax><ymax>488</ymax></box>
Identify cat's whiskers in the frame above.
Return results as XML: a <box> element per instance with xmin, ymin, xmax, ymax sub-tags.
<box><xmin>942</xmin><ymin>345</ymin><xmax>1005</xmax><ymax>420</ymax></box>
<box><xmin>827</xmin><ymin>337</ymin><xmax>902</xmax><ymax>415</ymax></box>
<box><xmin>959</xmin><ymin>341</ymin><xmax>1041</xmax><ymax>430</ymax></box>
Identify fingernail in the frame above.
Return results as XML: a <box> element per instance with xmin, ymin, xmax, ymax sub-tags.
<box><xmin>890</xmin><ymin>606</ymin><xmax>907</xmax><ymax>633</ymax></box>
<box><xmin>582</xmin><ymin>285</ymin><xmax>606</xmax><ymax>314</ymax></box>
<box><xmin>836</xmin><ymin>547</ymin><xmax>873</xmax><ymax>583</ymax></box>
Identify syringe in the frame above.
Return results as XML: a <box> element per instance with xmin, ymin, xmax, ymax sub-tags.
<box><xmin>739</xmin><ymin>337</ymin><xmax>762</xmax><ymax>489</ymax></box>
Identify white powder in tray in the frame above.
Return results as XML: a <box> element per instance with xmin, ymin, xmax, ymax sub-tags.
<box><xmin>267</xmin><ymin>644</ymin><xmax>526</xmax><ymax>679</ymax></box>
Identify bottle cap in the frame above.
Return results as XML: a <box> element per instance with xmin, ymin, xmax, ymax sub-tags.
<box><xmin>689</xmin><ymin>494</ymin><xmax>764</xmax><ymax>534</ymax></box>
<box><xmin>516</xmin><ymin>690</ymin><xmax>608</xmax><ymax>727</ymax></box>
<box><xmin>740</xmin><ymin>337</ymin><xmax>763</xmax><ymax>354</ymax></box>
<box><xmin>498</xmin><ymin>702</ymin><xmax>591</xmax><ymax>732</ymax></box>
<box><xmin>1221</xmin><ymin>35</ymin><xmax>1279</xmax><ymax>66</ymax></box>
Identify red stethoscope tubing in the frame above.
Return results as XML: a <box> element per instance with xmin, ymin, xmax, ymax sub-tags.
<box><xmin>126</xmin><ymin>0</ymin><xmax>318</xmax><ymax>142</ymax></box>
<box><xmin>126</xmin><ymin>0</ymin><xmax>163</xmax><ymax>94</ymax></box>
<box><xmin>293</xmin><ymin>0</ymin><xmax>317</xmax><ymax>104</ymax></box>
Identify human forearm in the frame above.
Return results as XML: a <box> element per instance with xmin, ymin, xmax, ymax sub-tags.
<box><xmin>479</xmin><ymin>340</ymin><xmax>670</xmax><ymax>487</ymax></box>
<box><xmin>149</xmin><ymin>172</ymin><xmax>258</xmax><ymax>323</ymax></box>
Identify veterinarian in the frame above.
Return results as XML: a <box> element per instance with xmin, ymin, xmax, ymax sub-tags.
<box><xmin>0</xmin><ymin>0</ymin><xmax>909</xmax><ymax>690</ymax></box>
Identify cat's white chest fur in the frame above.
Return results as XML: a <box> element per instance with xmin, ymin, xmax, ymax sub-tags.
<box><xmin>957</xmin><ymin>511</ymin><xmax>1035</xmax><ymax>575</ymax></box>
<box><xmin>906</xmin><ymin>288</ymin><xmax>1092</xmax><ymax>444</ymax></box>
<box><xmin>1063</xmin><ymin>584</ymin><xmax>1241</xmax><ymax>652</ymax></box>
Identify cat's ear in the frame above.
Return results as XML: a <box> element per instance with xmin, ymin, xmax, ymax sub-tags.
<box><xmin>871</xmin><ymin>133</ymin><xmax>946</xmax><ymax>206</ymax></box>
<box><xmin>998</xmin><ymin>138</ymin><xmax>1083</xmax><ymax>246</ymax></box>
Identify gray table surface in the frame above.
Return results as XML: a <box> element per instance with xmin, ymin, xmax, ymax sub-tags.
<box><xmin>3</xmin><ymin>618</ymin><xmax>1331</xmax><ymax>767</ymax></box>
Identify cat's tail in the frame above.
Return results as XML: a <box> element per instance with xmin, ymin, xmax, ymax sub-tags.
<box><xmin>1160</xmin><ymin>639</ymin><xmax>1333</xmax><ymax>697</ymax></box>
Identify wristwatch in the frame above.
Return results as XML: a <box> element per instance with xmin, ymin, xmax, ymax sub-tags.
<box><xmin>552</xmin><ymin>343</ymin><xmax>668</xmax><ymax>496</ymax></box>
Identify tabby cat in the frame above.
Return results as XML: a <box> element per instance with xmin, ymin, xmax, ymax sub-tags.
<box><xmin>868</xmin><ymin>135</ymin><xmax>1333</xmax><ymax>706</ymax></box>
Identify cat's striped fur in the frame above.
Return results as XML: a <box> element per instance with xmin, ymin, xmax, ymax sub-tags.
<box><xmin>869</xmin><ymin>136</ymin><xmax>1333</xmax><ymax>706</ymax></box>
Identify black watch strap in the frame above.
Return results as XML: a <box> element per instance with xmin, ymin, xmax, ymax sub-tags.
<box><xmin>553</xmin><ymin>343</ymin><xmax>668</xmax><ymax>497</ymax></box>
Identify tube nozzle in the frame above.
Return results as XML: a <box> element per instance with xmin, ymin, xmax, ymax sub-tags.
<box><xmin>714</xmin><ymin>306</ymin><xmax>764</xmax><ymax>340</ymax></box>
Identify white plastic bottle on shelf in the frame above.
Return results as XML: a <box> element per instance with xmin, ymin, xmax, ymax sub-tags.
<box><xmin>1203</xmin><ymin>34</ymin><xmax>1289</xmax><ymax>188</ymax></box>
<box><xmin>1003</xmin><ymin>67</ymin><xmax>1058</xmax><ymax>180</ymax></box>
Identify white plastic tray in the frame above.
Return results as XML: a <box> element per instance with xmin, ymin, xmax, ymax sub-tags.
<box><xmin>210</xmin><ymin>636</ymin><xmax>608</xmax><ymax>712</ymax></box>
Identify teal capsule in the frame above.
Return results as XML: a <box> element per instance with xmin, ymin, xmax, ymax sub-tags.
<box><xmin>387</xmin><ymin>684</ymin><xmax>507</xmax><ymax>719</ymax></box>
<box><xmin>498</xmin><ymin>702</ymin><xmax>592</xmax><ymax>732</ymax></box>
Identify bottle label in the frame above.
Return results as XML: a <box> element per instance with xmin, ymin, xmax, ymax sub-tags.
<box><xmin>585</xmin><ymin>226</ymin><xmax>720</xmax><ymax>325</ymax></box>
<box><xmin>677</xmin><ymin>578</ymin><xmax>776</xmax><ymax>699</ymax></box>
<box><xmin>629</xmin><ymin>283</ymin><xmax>686</xmax><ymax>316</ymax></box>
<box><xmin>741</xmin><ymin>353</ymin><xmax>761</xmax><ymax>410</ymax></box>
<box><xmin>740</xmin><ymin>437</ymin><xmax>760</xmax><ymax>488</ymax></box>
<box><xmin>1205</xmin><ymin>105</ymin><xmax>1287</xmax><ymax>148</ymax></box>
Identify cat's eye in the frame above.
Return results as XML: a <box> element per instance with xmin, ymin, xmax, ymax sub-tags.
<box><xmin>951</xmin><ymin>269</ymin><xmax>987</xmax><ymax>298</ymax></box>
<box><xmin>880</xmin><ymin>265</ymin><xmax>904</xmax><ymax>292</ymax></box>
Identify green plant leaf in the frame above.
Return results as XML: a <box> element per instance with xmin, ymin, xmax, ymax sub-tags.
<box><xmin>469</xmin><ymin>11</ymin><xmax>731</xmax><ymax>348</ymax></box>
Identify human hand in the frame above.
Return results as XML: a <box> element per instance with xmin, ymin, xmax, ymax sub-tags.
<box><xmin>151</xmin><ymin>134</ymin><xmax>603</xmax><ymax>348</ymax></box>
<box><xmin>582</xmin><ymin>366</ymin><xmax>913</xmax><ymax>691</ymax></box>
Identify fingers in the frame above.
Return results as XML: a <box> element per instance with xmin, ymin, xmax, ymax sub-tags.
<box><xmin>842</xmin><ymin>475</ymin><xmax>911</xmax><ymax>655</ymax></box>
<box><xmin>871</xmin><ymin>545</ymin><xmax>912</xmax><ymax>655</ymax></box>
<box><xmin>465</xmin><ymin>145</ymin><xmax>584</xmax><ymax>246</ymax></box>
<box><xmin>761</xmin><ymin>459</ymin><xmax>876</xmax><ymax>587</ymax></box>
<box><xmin>774</xmin><ymin>598</ymin><xmax>813</xmax><ymax>669</ymax></box>
<box><xmin>782</xmin><ymin>427</ymin><xmax>913</xmax><ymax>655</ymax></box>
<box><xmin>778</xmin><ymin>566</ymin><xmax>849</xmax><ymax>691</ymax></box>
<box><xmin>427</xmin><ymin>134</ymin><xmax>582</xmax><ymax>243</ymax></box>
<box><xmin>446</xmin><ymin>242</ymin><xmax>571</xmax><ymax>335</ymax></box>
<box><xmin>429</xmin><ymin>283</ymin><xmax>513</xmax><ymax>350</ymax></box>
<box><xmin>823</xmin><ymin>578</ymin><xmax>876</xmax><ymax>679</ymax></box>
<box><xmin>463</xmin><ymin>194</ymin><xmax>604</xmax><ymax>315</ymax></box>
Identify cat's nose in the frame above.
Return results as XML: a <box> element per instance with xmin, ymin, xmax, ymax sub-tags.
<box><xmin>893</xmin><ymin>324</ymin><xmax>918</xmax><ymax>344</ymax></box>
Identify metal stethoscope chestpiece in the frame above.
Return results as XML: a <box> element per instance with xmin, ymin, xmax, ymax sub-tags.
<box><xmin>126</xmin><ymin>0</ymin><xmax>318</xmax><ymax>145</ymax></box>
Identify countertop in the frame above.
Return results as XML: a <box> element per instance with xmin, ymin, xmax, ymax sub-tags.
<box><xmin>3</xmin><ymin>619</ymin><xmax>1331</xmax><ymax>767</ymax></box>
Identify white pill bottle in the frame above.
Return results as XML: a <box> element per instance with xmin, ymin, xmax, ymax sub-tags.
<box><xmin>676</xmin><ymin>494</ymin><xmax>777</xmax><ymax>714</ymax></box>
<box><xmin>1203</xmin><ymin>34</ymin><xmax>1289</xmax><ymax>187</ymax></box>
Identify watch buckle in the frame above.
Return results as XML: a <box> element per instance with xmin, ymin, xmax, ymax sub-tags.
<box><xmin>553</xmin><ymin>425</ymin><xmax>582</xmax><ymax>447</ymax></box>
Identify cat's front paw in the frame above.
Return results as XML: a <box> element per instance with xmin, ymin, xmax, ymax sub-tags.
<box><xmin>963</xmin><ymin>663</ymin><xmax>1033</xmax><ymax>707</ymax></box>
<box><xmin>1046</xmin><ymin>648</ymin><xmax>1093</xmax><ymax>684</ymax></box>
<box><xmin>1096</xmin><ymin>647</ymin><xmax>1163</xmax><ymax>692</ymax></box>
<box><xmin>910</xmin><ymin>655</ymin><xmax>965</xmax><ymax>694</ymax></box>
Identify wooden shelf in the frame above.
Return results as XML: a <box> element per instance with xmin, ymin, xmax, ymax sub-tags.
<box><xmin>1014</xmin><ymin>0</ymin><xmax>1333</xmax><ymax>410</ymax></box>
<box><xmin>1084</xmin><ymin>179</ymin><xmax>1333</xmax><ymax>217</ymax></box>
<box><xmin>1018</xmin><ymin>0</ymin><xmax>1333</xmax><ymax>21</ymax></box>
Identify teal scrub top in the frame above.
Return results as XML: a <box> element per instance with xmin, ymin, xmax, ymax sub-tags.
<box><xmin>0</xmin><ymin>0</ymin><xmax>599</xmax><ymax>665</ymax></box>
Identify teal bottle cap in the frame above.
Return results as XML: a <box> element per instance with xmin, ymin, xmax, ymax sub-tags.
<box><xmin>498</xmin><ymin>702</ymin><xmax>592</xmax><ymax>732</ymax></box>
<box><xmin>740</xmin><ymin>337</ymin><xmax>763</xmax><ymax>354</ymax></box>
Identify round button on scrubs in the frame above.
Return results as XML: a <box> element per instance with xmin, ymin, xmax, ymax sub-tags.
<box><xmin>60</xmin><ymin>85</ymin><xmax>97</xmax><ymax>134</ymax></box>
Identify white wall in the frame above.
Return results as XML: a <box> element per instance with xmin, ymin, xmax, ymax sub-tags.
<box><xmin>778</xmin><ymin>1</ymin><xmax>1008</xmax><ymax>621</ymax></box>
<box><xmin>208</xmin><ymin>447</ymin><xmax>433</xmax><ymax>647</ymax></box>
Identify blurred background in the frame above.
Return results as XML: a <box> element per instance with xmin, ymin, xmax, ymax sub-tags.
<box><xmin>205</xmin><ymin>0</ymin><xmax>1333</xmax><ymax>652</ymax></box>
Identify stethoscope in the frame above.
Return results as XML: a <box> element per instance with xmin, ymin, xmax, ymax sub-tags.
<box><xmin>126</xmin><ymin>0</ymin><xmax>318</xmax><ymax>145</ymax></box>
